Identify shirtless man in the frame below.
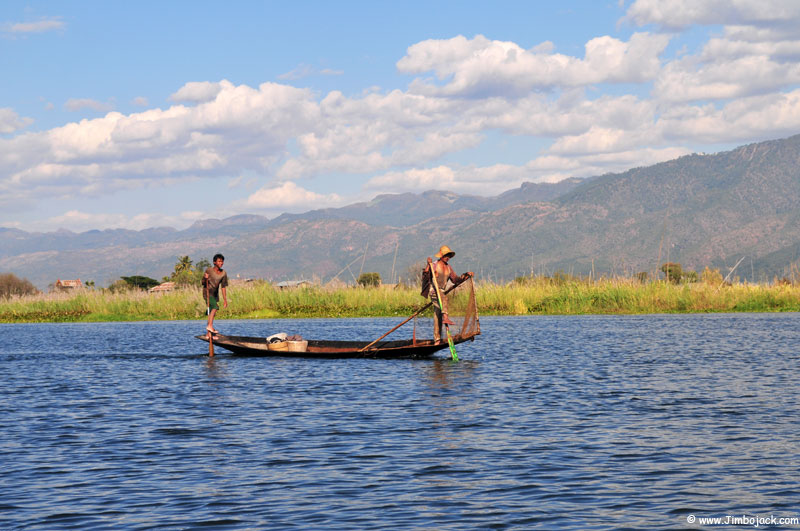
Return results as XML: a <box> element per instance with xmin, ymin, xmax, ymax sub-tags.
<box><xmin>422</xmin><ymin>245</ymin><xmax>473</xmax><ymax>342</ymax></box>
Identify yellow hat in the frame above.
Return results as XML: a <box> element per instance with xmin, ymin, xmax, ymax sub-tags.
<box><xmin>435</xmin><ymin>245</ymin><xmax>455</xmax><ymax>259</ymax></box>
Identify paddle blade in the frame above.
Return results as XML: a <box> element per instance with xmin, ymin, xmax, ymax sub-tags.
<box><xmin>446</xmin><ymin>327</ymin><xmax>458</xmax><ymax>361</ymax></box>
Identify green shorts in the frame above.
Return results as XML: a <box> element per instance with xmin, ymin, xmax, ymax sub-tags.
<box><xmin>207</xmin><ymin>294</ymin><xmax>220</xmax><ymax>311</ymax></box>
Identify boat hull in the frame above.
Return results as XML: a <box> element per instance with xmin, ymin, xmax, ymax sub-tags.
<box><xmin>195</xmin><ymin>334</ymin><xmax>477</xmax><ymax>359</ymax></box>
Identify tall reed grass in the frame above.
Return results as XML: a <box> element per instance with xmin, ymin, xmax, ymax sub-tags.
<box><xmin>1</xmin><ymin>277</ymin><xmax>799</xmax><ymax>323</ymax></box>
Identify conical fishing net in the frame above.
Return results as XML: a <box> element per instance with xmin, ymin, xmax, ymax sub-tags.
<box><xmin>426</xmin><ymin>276</ymin><xmax>480</xmax><ymax>340</ymax></box>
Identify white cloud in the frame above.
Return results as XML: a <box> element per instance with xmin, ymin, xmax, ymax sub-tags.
<box><xmin>278</xmin><ymin>64</ymin><xmax>344</xmax><ymax>80</ymax></box>
<box><xmin>366</xmin><ymin>166</ymin><xmax>460</xmax><ymax>193</ymax></box>
<box><xmin>243</xmin><ymin>181</ymin><xmax>343</xmax><ymax>211</ymax></box>
<box><xmin>476</xmin><ymin>92</ymin><xmax>656</xmax><ymax>137</ymax></box>
<box><xmin>397</xmin><ymin>33</ymin><xmax>670</xmax><ymax>97</ymax></box>
<box><xmin>657</xmin><ymin>88</ymin><xmax>800</xmax><ymax>144</ymax></box>
<box><xmin>169</xmin><ymin>81</ymin><xmax>225</xmax><ymax>103</ymax></box>
<box><xmin>1</xmin><ymin>80</ymin><xmax>322</xmax><ymax>206</ymax></box>
<box><xmin>37</xmin><ymin>209</ymin><xmax>201</xmax><ymax>232</ymax></box>
<box><xmin>651</xmin><ymin>23</ymin><xmax>800</xmax><ymax>102</ymax></box>
<box><xmin>0</xmin><ymin>108</ymin><xmax>33</xmax><ymax>133</ymax></box>
<box><xmin>64</xmin><ymin>98</ymin><xmax>114</xmax><ymax>112</ymax></box>
<box><xmin>3</xmin><ymin>17</ymin><xmax>64</xmax><ymax>35</ymax></box>
<box><xmin>132</xmin><ymin>96</ymin><xmax>149</xmax><ymax>107</ymax></box>
<box><xmin>623</xmin><ymin>0</ymin><xmax>800</xmax><ymax>31</ymax></box>
<box><xmin>362</xmin><ymin>145</ymin><xmax>693</xmax><ymax>196</ymax></box>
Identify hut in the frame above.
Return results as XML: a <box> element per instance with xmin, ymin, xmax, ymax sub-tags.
<box><xmin>276</xmin><ymin>280</ymin><xmax>312</xmax><ymax>290</ymax></box>
<box><xmin>54</xmin><ymin>279</ymin><xmax>83</xmax><ymax>291</ymax></box>
<box><xmin>148</xmin><ymin>281</ymin><xmax>176</xmax><ymax>293</ymax></box>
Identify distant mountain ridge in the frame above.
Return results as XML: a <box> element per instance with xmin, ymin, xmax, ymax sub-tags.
<box><xmin>0</xmin><ymin>179</ymin><xmax>586</xmax><ymax>287</ymax></box>
<box><xmin>2</xmin><ymin>135</ymin><xmax>800</xmax><ymax>288</ymax></box>
<box><xmin>268</xmin><ymin>177</ymin><xmax>585</xmax><ymax>228</ymax></box>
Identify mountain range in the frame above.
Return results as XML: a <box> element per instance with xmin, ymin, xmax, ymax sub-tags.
<box><xmin>3</xmin><ymin>134</ymin><xmax>800</xmax><ymax>289</ymax></box>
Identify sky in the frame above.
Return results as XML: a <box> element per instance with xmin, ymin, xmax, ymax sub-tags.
<box><xmin>2</xmin><ymin>0</ymin><xmax>800</xmax><ymax>233</ymax></box>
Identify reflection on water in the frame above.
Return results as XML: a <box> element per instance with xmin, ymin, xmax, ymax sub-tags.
<box><xmin>2</xmin><ymin>314</ymin><xmax>800</xmax><ymax>530</ymax></box>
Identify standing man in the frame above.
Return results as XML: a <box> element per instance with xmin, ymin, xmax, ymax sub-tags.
<box><xmin>203</xmin><ymin>253</ymin><xmax>228</xmax><ymax>336</ymax></box>
<box><xmin>421</xmin><ymin>245</ymin><xmax>473</xmax><ymax>342</ymax></box>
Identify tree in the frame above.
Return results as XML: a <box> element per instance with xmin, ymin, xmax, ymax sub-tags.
<box><xmin>661</xmin><ymin>262</ymin><xmax>683</xmax><ymax>284</ymax></box>
<box><xmin>121</xmin><ymin>275</ymin><xmax>160</xmax><ymax>290</ymax></box>
<box><xmin>167</xmin><ymin>256</ymin><xmax>212</xmax><ymax>286</ymax></box>
<box><xmin>0</xmin><ymin>273</ymin><xmax>39</xmax><ymax>298</ymax></box>
<box><xmin>357</xmin><ymin>272</ymin><xmax>381</xmax><ymax>287</ymax></box>
<box><xmin>175</xmin><ymin>255</ymin><xmax>192</xmax><ymax>273</ymax></box>
<box><xmin>195</xmin><ymin>258</ymin><xmax>211</xmax><ymax>272</ymax></box>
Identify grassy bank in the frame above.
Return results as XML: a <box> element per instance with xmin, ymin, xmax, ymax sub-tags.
<box><xmin>1</xmin><ymin>277</ymin><xmax>800</xmax><ymax>323</ymax></box>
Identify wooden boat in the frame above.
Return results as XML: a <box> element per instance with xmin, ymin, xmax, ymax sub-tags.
<box><xmin>195</xmin><ymin>333</ymin><xmax>477</xmax><ymax>359</ymax></box>
<box><xmin>198</xmin><ymin>277</ymin><xmax>481</xmax><ymax>358</ymax></box>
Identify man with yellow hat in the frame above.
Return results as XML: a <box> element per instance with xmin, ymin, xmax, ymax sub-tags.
<box><xmin>421</xmin><ymin>245</ymin><xmax>474</xmax><ymax>342</ymax></box>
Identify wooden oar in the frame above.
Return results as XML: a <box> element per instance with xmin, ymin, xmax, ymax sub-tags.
<box><xmin>358</xmin><ymin>283</ymin><xmax>461</xmax><ymax>352</ymax></box>
<box><xmin>430</xmin><ymin>261</ymin><xmax>458</xmax><ymax>362</ymax></box>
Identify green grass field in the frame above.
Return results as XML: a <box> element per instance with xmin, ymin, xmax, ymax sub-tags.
<box><xmin>1</xmin><ymin>277</ymin><xmax>800</xmax><ymax>323</ymax></box>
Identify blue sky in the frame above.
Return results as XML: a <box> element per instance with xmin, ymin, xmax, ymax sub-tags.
<box><xmin>2</xmin><ymin>0</ymin><xmax>800</xmax><ymax>232</ymax></box>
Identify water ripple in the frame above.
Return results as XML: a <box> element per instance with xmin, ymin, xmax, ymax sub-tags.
<box><xmin>2</xmin><ymin>314</ymin><xmax>800</xmax><ymax>529</ymax></box>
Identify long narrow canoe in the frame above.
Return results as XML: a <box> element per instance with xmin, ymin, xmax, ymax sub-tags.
<box><xmin>195</xmin><ymin>333</ymin><xmax>477</xmax><ymax>359</ymax></box>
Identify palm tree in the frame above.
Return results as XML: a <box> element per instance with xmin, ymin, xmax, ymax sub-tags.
<box><xmin>174</xmin><ymin>255</ymin><xmax>193</xmax><ymax>274</ymax></box>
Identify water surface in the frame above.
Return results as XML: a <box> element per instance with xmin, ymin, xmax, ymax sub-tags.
<box><xmin>3</xmin><ymin>314</ymin><xmax>800</xmax><ymax>529</ymax></box>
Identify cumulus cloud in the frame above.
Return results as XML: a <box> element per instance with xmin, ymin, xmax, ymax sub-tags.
<box><xmin>243</xmin><ymin>181</ymin><xmax>344</xmax><ymax>211</ymax></box>
<box><xmin>0</xmin><ymin>80</ymin><xmax>323</xmax><ymax>207</ymax></box>
<box><xmin>169</xmin><ymin>81</ymin><xmax>225</xmax><ymax>103</ymax></box>
<box><xmin>0</xmin><ymin>108</ymin><xmax>33</xmax><ymax>133</ymax></box>
<box><xmin>397</xmin><ymin>33</ymin><xmax>671</xmax><ymax>97</ymax></box>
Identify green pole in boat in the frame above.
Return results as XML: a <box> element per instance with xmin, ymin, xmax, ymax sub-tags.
<box><xmin>206</xmin><ymin>280</ymin><xmax>214</xmax><ymax>357</ymax></box>
<box><xmin>430</xmin><ymin>259</ymin><xmax>458</xmax><ymax>362</ymax></box>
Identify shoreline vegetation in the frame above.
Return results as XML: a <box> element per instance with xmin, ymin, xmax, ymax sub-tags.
<box><xmin>2</xmin><ymin>276</ymin><xmax>800</xmax><ymax>324</ymax></box>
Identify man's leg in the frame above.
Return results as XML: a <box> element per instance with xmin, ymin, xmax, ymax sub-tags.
<box><xmin>430</xmin><ymin>291</ymin><xmax>442</xmax><ymax>342</ymax></box>
<box><xmin>207</xmin><ymin>294</ymin><xmax>219</xmax><ymax>333</ymax></box>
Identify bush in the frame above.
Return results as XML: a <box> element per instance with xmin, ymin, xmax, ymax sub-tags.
<box><xmin>661</xmin><ymin>262</ymin><xmax>683</xmax><ymax>284</ymax></box>
<box><xmin>0</xmin><ymin>273</ymin><xmax>39</xmax><ymax>298</ymax></box>
<box><xmin>107</xmin><ymin>279</ymin><xmax>133</xmax><ymax>293</ymax></box>
<box><xmin>701</xmin><ymin>267</ymin><xmax>724</xmax><ymax>286</ymax></box>
<box><xmin>357</xmin><ymin>272</ymin><xmax>381</xmax><ymax>287</ymax></box>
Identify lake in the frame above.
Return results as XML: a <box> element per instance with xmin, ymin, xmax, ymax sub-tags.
<box><xmin>2</xmin><ymin>314</ymin><xmax>800</xmax><ymax>530</ymax></box>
